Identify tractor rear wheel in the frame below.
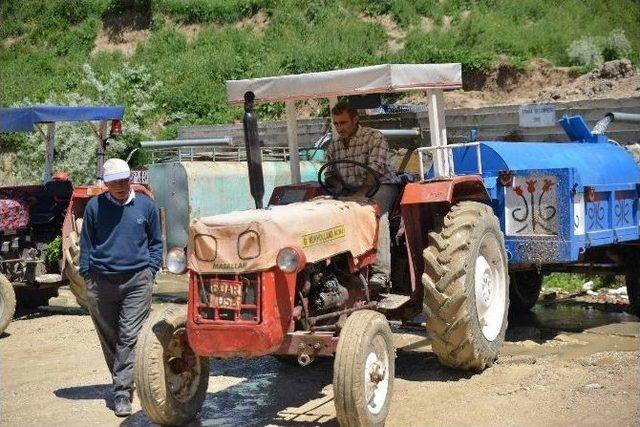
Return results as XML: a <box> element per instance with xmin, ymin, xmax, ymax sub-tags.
<box><xmin>64</xmin><ymin>218</ymin><xmax>88</xmax><ymax>309</ymax></box>
<box><xmin>422</xmin><ymin>201</ymin><xmax>509</xmax><ymax>371</ymax></box>
<box><xmin>0</xmin><ymin>274</ymin><xmax>16</xmax><ymax>335</ymax></box>
<box><xmin>333</xmin><ymin>310</ymin><xmax>395</xmax><ymax>427</ymax></box>
<box><xmin>135</xmin><ymin>304</ymin><xmax>209</xmax><ymax>426</ymax></box>
<box><xmin>509</xmin><ymin>270</ymin><xmax>543</xmax><ymax>313</ymax></box>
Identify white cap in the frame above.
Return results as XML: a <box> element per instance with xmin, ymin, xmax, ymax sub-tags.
<box><xmin>103</xmin><ymin>158</ymin><xmax>131</xmax><ymax>183</ymax></box>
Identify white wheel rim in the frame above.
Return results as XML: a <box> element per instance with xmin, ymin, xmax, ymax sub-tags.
<box><xmin>474</xmin><ymin>235</ymin><xmax>507</xmax><ymax>341</ymax></box>
<box><xmin>364</xmin><ymin>345</ymin><xmax>389</xmax><ymax>415</ymax></box>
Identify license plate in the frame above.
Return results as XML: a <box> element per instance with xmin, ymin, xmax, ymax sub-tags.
<box><xmin>210</xmin><ymin>280</ymin><xmax>242</xmax><ymax>310</ymax></box>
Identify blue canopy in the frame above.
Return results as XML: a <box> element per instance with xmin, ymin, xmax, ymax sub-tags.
<box><xmin>0</xmin><ymin>105</ymin><xmax>125</xmax><ymax>132</ymax></box>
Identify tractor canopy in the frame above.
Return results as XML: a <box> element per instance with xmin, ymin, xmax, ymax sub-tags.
<box><xmin>0</xmin><ymin>105</ymin><xmax>124</xmax><ymax>132</ymax></box>
<box><xmin>0</xmin><ymin>105</ymin><xmax>125</xmax><ymax>183</ymax></box>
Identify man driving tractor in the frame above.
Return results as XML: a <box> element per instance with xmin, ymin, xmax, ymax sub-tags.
<box><xmin>326</xmin><ymin>101</ymin><xmax>399</xmax><ymax>288</ymax></box>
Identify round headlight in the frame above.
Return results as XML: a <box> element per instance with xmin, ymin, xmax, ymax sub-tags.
<box><xmin>166</xmin><ymin>247</ymin><xmax>187</xmax><ymax>274</ymax></box>
<box><xmin>277</xmin><ymin>247</ymin><xmax>303</xmax><ymax>273</ymax></box>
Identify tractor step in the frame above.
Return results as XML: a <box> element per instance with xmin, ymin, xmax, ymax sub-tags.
<box><xmin>378</xmin><ymin>293</ymin><xmax>411</xmax><ymax>310</ymax></box>
<box><xmin>36</xmin><ymin>273</ymin><xmax>63</xmax><ymax>284</ymax></box>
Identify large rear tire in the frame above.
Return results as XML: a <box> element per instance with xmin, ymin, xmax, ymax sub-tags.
<box><xmin>0</xmin><ymin>274</ymin><xmax>16</xmax><ymax>335</ymax></box>
<box><xmin>333</xmin><ymin>310</ymin><xmax>395</xmax><ymax>427</ymax></box>
<box><xmin>64</xmin><ymin>218</ymin><xmax>88</xmax><ymax>309</ymax></box>
<box><xmin>135</xmin><ymin>304</ymin><xmax>209</xmax><ymax>426</ymax></box>
<box><xmin>422</xmin><ymin>201</ymin><xmax>509</xmax><ymax>371</ymax></box>
<box><xmin>509</xmin><ymin>270</ymin><xmax>543</xmax><ymax>313</ymax></box>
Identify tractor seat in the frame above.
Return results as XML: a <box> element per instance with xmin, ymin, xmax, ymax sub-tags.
<box><xmin>30</xmin><ymin>179</ymin><xmax>73</xmax><ymax>225</ymax></box>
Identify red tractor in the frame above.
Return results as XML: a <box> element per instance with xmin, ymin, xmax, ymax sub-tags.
<box><xmin>0</xmin><ymin>106</ymin><xmax>149</xmax><ymax>334</ymax></box>
<box><xmin>135</xmin><ymin>64</ymin><xmax>509</xmax><ymax>426</ymax></box>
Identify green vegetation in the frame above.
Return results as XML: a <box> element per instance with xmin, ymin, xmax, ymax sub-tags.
<box><xmin>1</xmin><ymin>0</ymin><xmax>639</xmax><ymax>182</ymax></box>
<box><xmin>543</xmin><ymin>273</ymin><xmax>625</xmax><ymax>292</ymax></box>
<box><xmin>46</xmin><ymin>236</ymin><xmax>62</xmax><ymax>264</ymax></box>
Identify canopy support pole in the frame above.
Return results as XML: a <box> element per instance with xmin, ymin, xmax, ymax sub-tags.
<box><xmin>426</xmin><ymin>89</ymin><xmax>451</xmax><ymax>178</ymax></box>
<box><xmin>285</xmin><ymin>100</ymin><xmax>301</xmax><ymax>184</ymax></box>
<box><xmin>328</xmin><ymin>97</ymin><xmax>338</xmax><ymax>138</ymax></box>
<box><xmin>43</xmin><ymin>123</ymin><xmax>56</xmax><ymax>183</ymax></box>
<box><xmin>96</xmin><ymin>120</ymin><xmax>107</xmax><ymax>184</ymax></box>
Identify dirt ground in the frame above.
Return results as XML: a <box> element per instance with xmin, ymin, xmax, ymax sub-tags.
<box><xmin>1</xmin><ymin>283</ymin><xmax>638</xmax><ymax>427</ymax></box>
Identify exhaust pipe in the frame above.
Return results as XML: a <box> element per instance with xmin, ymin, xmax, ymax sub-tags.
<box><xmin>243</xmin><ymin>91</ymin><xmax>265</xmax><ymax>209</ymax></box>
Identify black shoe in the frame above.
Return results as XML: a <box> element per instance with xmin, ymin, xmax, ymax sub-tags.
<box><xmin>113</xmin><ymin>395</ymin><xmax>131</xmax><ymax>417</ymax></box>
<box><xmin>369</xmin><ymin>272</ymin><xmax>390</xmax><ymax>289</ymax></box>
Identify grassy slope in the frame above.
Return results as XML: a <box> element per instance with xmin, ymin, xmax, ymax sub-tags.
<box><xmin>1</xmin><ymin>0</ymin><xmax>639</xmax><ymax>130</ymax></box>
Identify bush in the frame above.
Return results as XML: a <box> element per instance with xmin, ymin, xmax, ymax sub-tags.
<box><xmin>567</xmin><ymin>37</ymin><xmax>603</xmax><ymax>67</ymax></box>
<box><xmin>603</xmin><ymin>29</ymin><xmax>632</xmax><ymax>61</ymax></box>
<box><xmin>11</xmin><ymin>63</ymin><xmax>165</xmax><ymax>185</ymax></box>
<box><xmin>567</xmin><ymin>29</ymin><xmax>633</xmax><ymax>66</ymax></box>
<box><xmin>156</xmin><ymin>0</ymin><xmax>273</xmax><ymax>24</ymax></box>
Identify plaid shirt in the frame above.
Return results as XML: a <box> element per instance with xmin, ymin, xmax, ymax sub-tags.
<box><xmin>325</xmin><ymin>126</ymin><xmax>396</xmax><ymax>186</ymax></box>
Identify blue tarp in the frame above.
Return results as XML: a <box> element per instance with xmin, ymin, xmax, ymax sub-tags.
<box><xmin>0</xmin><ymin>105</ymin><xmax>125</xmax><ymax>133</ymax></box>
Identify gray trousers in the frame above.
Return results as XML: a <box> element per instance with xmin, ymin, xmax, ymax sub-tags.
<box><xmin>85</xmin><ymin>269</ymin><xmax>152</xmax><ymax>398</ymax></box>
<box><xmin>372</xmin><ymin>184</ymin><xmax>399</xmax><ymax>278</ymax></box>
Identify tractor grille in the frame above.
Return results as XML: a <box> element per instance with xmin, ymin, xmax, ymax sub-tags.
<box><xmin>195</xmin><ymin>273</ymin><xmax>260</xmax><ymax>324</ymax></box>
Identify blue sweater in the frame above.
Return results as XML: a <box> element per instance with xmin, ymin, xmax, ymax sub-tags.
<box><xmin>79</xmin><ymin>192</ymin><xmax>163</xmax><ymax>277</ymax></box>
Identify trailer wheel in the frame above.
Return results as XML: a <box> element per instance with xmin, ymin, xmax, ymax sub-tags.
<box><xmin>333</xmin><ymin>310</ymin><xmax>395</xmax><ymax>427</ymax></box>
<box><xmin>63</xmin><ymin>218</ymin><xmax>88</xmax><ymax>309</ymax></box>
<box><xmin>625</xmin><ymin>249</ymin><xmax>640</xmax><ymax>317</ymax></box>
<box><xmin>135</xmin><ymin>304</ymin><xmax>209</xmax><ymax>426</ymax></box>
<box><xmin>422</xmin><ymin>201</ymin><xmax>509</xmax><ymax>371</ymax></box>
<box><xmin>15</xmin><ymin>287</ymin><xmax>58</xmax><ymax>309</ymax></box>
<box><xmin>509</xmin><ymin>271</ymin><xmax>543</xmax><ymax>312</ymax></box>
<box><xmin>0</xmin><ymin>274</ymin><xmax>16</xmax><ymax>335</ymax></box>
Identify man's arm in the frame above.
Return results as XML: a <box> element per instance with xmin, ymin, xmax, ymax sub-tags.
<box><xmin>146</xmin><ymin>203</ymin><xmax>163</xmax><ymax>275</ymax></box>
<box><xmin>323</xmin><ymin>140</ymin><xmax>343</xmax><ymax>191</ymax></box>
<box><xmin>79</xmin><ymin>201</ymin><xmax>95</xmax><ymax>278</ymax></box>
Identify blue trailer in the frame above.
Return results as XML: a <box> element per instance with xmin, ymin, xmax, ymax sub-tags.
<box><xmin>433</xmin><ymin>113</ymin><xmax>640</xmax><ymax>312</ymax></box>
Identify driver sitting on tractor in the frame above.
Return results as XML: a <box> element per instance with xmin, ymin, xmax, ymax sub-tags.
<box><xmin>326</xmin><ymin>100</ymin><xmax>399</xmax><ymax>288</ymax></box>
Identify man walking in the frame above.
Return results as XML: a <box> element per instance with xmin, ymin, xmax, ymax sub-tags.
<box><xmin>79</xmin><ymin>158</ymin><xmax>162</xmax><ymax>417</ymax></box>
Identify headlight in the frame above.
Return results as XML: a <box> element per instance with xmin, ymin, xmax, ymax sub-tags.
<box><xmin>276</xmin><ymin>247</ymin><xmax>305</xmax><ymax>273</ymax></box>
<box><xmin>166</xmin><ymin>247</ymin><xmax>187</xmax><ymax>274</ymax></box>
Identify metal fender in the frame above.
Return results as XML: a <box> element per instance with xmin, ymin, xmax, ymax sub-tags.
<box><xmin>400</xmin><ymin>175</ymin><xmax>489</xmax><ymax>206</ymax></box>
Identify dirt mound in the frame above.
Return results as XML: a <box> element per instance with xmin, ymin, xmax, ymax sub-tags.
<box><xmin>438</xmin><ymin>59</ymin><xmax>640</xmax><ymax>109</ymax></box>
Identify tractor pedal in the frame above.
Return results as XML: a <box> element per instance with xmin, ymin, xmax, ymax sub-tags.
<box><xmin>36</xmin><ymin>273</ymin><xmax>63</xmax><ymax>284</ymax></box>
<box><xmin>378</xmin><ymin>293</ymin><xmax>410</xmax><ymax>310</ymax></box>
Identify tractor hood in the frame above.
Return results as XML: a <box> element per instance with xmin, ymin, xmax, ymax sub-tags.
<box><xmin>188</xmin><ymin>197</ymin><xmax>378</xmax><ymax>274</ymax></box>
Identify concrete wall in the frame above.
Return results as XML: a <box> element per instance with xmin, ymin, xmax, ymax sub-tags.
<box><xmin>178</xmin><ymin>97</ymin><xmax>640</xmax><ymax>150</ymax></box>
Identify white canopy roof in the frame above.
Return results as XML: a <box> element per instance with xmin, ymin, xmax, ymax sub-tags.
<box><xmin>226</xmin><ymin>63</ymin><xmax>462</xmax><ymax>105</ymax></box>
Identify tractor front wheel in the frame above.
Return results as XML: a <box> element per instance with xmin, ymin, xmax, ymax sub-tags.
<box><xmin>333</xmin><ymin>310</ymin><xmax>395</xmax><ymax>427</ymax></box>
<box><xmin>423</xmin><ymin>201</ymin><xmax>509</xmax><ymax>371</ymax></box>
<box><xmin>0</xmin><ymin>274</ymin><xmax>16</xmax><ymax>335</ymax></box>
<box><xmin>63</xmin><ymin>218</ymin><xmax>88</xmax><ymax>309</ymax></box>
<box><xmin>135</xmin><ymin>304</ymin><xmax>209</xmax><ymax>426</ymax></box>
<box><xmin>509</xmin><ymin>270</ymin><xmax>543</xmax><ymax>313</ymax></box>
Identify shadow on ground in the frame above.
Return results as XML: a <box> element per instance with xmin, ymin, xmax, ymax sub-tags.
<box><xmin>123</xmin><ymin>356</ymin><xmax>338</xmax><ymax>427</ymax></box>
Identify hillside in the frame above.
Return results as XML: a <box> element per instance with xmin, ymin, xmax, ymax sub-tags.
<box><xmin>1</xmin><ymin>0</ymin><xmax>639</xmax><ymax>184</ymax></box>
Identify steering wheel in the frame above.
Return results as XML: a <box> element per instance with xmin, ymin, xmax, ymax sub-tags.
<box><xmin>318</xmin><ymin>160</ymin><xmax>381</xmax><ymax>198</ymax></box>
